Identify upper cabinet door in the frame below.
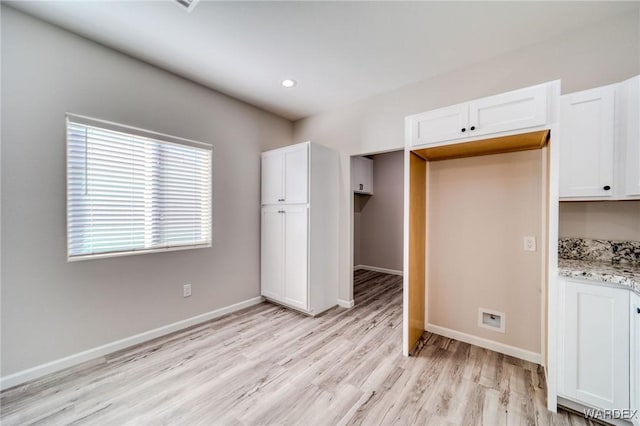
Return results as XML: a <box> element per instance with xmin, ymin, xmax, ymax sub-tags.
<box><xmin>351</xmin><ymin>156</ymin><xmax>373</xmax><ymax>194</ymax></box>
<box><xmin>559</xmin><ymin>86</ymin><xmax>615</xmax><ymax>198</ymax></box>
<box><xmin>261</xmin><ymin>151</ymin><xmax>284</xmax><ymax>205</ymax></box>
<box><xmin>283</xmin><ymin>143</ymin><xmax>309</xmax><ymax>204</ymax></box>
<box><xmin>621</xmin><ymin>75</ymin><xmax>640</xmax><ymax>197</ymax></box>
<box><xmin>468</xmin><ymin>85</ymin><xmax>547</xmax><ymax>138</ymax></box>
<box><xmin>410</xmin><ymin>103</ymin><xmax>469</xmax><ymax>147</ymax></box>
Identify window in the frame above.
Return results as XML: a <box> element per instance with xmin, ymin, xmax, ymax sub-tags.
<box><xmin>66</xmin><ymin>114</ymin><xmax>212</xmax><ymax>260</ymax></box>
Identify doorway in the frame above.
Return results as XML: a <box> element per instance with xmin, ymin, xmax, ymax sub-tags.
<box><xmin>351</xmin><ymin>150</ymin><xmax>404</xmax><ymax>306</ymax></box>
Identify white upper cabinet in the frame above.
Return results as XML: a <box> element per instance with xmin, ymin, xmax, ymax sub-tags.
<box><xmin>261</xmin><ymin>143</ymin><xmax>308</xmax><ymax>205</ymax></box>
<box><xmin>621</xmin><ymin>75</ymin><xmax>640</xmax><ymax>197</ymax></box>
<box><xmin>351</xmin><ymin>156</ymin><xmax>373</xmax><ymax>194</ymax></box>
<box><xmin>411</xmin><ymin>104</ymin><xmax>469</xmax><ymax>146</ymax></box>
<box><xmin>559</xmin><ymin>85</ymin><xmax>616</xmax><ymax>198</ymax></box>
<box><xmin>409</xmin><ymin>82</ymin><xmax>548</xmax><ymax>148</ymax></box>
<box><xmin>559</xmin><ymin>75</ymin><xmax>640</xmax><ymax>200</ymax></box>
<box><xmin>468</xmin><ymin>85</ymin><xmax>547</xmax><ymax>138</ymax></box>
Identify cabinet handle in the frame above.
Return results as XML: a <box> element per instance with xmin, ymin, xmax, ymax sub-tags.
<box><xmin>461</xmin><ymin>128</ymin><xmax>466</xmax><ymax>132</ymax></box>
<box><xmin>278</xmin><ymin>210</ymin><xmax>285</xmax><ymax>214</ymax></box>
<box><xmin>359</xmin><ymin>184</ymin><xmax>363</xmax><ymax>190</ymax></box>
<box><xmin>470</xmin><ymin>126</ymin><xmax>476</xmax><ymax>131</ymax></box>
<box><xmin>637</xmin><ymin>307</ymin><xmax>640</xmax><ymax>314</ymax></box>
<box><xmin>603</xmin><ymin>185</ymin><xmax>611</xmax><ymax>191</ymax></box>
<box><xmin>278</xmin><ymin>198</ymin><xmax>286</xmax><ymax>202</ymax></box>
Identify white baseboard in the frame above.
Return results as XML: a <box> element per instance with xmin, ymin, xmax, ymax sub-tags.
<box><xmin>354</xmin><ymin>265</ymin><xmax>403</xmax><ymax>276</ymax></box>
<box><xmin>337</xmin><ymin>298</ymin><xmax>355</xmax><ymax>308</ymax></box>
<box><xmin>0</xmin><ymin>296</ymin><xmax>265</xmax><ymax>391</ymax></box>
<box><xmin>426</xmin><ymin>324</ymin><xmax>542</xmax><ymax>365</ymax></box>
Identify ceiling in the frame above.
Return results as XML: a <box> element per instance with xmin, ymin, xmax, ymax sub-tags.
<box><xmin>6</xmin><ymin>1</ymin><xmax>639</xmax><ymax>120</ymax></box>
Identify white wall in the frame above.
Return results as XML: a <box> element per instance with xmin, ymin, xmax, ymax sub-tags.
<box><xmin>0</xmin><ymin>7</ymin><xmax>292</xmax><ymax>376</ymax></box>
<box><xmin>293</xmin><ymin>11</ymin><xmax>640</xmax><ymax>302</ymax></box>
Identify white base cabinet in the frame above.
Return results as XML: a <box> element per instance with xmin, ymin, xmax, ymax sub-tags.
<box><xmin>632</xmin><ymin>292</ymin><xmax>640</xmax><ymax>426</ymax></box>
<box><xmin>558</xmin><ymin>277</ymin><xmax>633</xmax><ymax>417</ymax></box>
<box><xmin>260</xmin><ymin>142</ymin><xmax>339</xmax><ymax>316</ymax></box>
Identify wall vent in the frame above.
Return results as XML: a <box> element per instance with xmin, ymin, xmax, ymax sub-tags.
<box><xmin>478</xmin><ymin>308</ymin><xmax>505</xmax><ymax>333</ymax></box>
<box><xmin>174</xmin><ymin>0</ymin><xmax>200</xmax><ymax>12</ymax></box>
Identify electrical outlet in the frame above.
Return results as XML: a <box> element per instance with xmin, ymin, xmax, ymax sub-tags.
<box><xmin>523</xmin><ymin>236</ymin><xmax>536</xmax><ymax>252</ymax></box>
<box><xmin>183</xmin><ymin>283</ymin><xmax>192</xmax><ymax>298</ymax></box>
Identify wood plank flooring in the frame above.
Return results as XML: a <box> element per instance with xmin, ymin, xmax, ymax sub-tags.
<box><xmin>1</xmin><ymin>270</ymin><xmax>595</xmax><ymax>425</ymax></box>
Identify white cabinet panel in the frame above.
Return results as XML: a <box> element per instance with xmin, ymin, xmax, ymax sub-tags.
<box><xmin>621</xmin><ymin>76</ymin><xmax>640</xmax><ymax>197</ymax></box>
<box><xmin>408</xmin><ymin>82</ymin><xmax>550</xmax><ymax>148</ymax></box>
<box><xmin>283</xmin><ymin>144</ymin><xmax>308</xmax><ymax>204</ymax></box>
<box><xmin>469</xmin><ymin>85</ymin><xmax>547</xmax><ymax>138</ymax></box>
<box><xmin>261</xmin><ymin>151</ymin><xmax>284</xmax><ymax>205</ymax></box>
<box><xmin>260</xmin><ymin>207</ymin><xmax>284</xmax><ymax>300</ymax></box>
<box><xmin>559</xmin><ymin>86</ymin><xmax>615</xmax><ymax>198</ymax></box>
<box><xmin>559</xmin><ymin>279</ymin><xmax>630</xmax><ymax>411</ymax></box>
<box><xmin>632</xmin><ymin>292</ymin><xmax>640</xmax><ymax>423</ymax></box>
<box><xmin>262</xmin><ymin>143</ymin><xmax>308</xmax><ymax>205</ymax></box>
<box><xmin>351</xmin><ymin>156</ymin><xmax>373</xmax><ymax>194</ymax></box>
<box><xmin>411</xmin><ymin>103</ymin><xmax>469</xmax><ymax>146</ymax></box>
<box><xmin>260</xmin><ymin>141</ymin><xmax>338</xmax><ymax>316</ymax></box>
<box><xmin>283</xmin><ymin>205</ymin><xmax>308</xmax><ymax>310</ymax></box>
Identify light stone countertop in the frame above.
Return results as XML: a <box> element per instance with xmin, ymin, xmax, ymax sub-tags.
<box><xmin>558</xmin><ymin>258</ymin><xmax>640</xmax><ymax>295</ymax></box>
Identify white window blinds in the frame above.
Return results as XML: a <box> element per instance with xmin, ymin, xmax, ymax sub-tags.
<box><xmin>66</xmin><ymin>115</ymin><xmax>212</xmax><ymax>260</ymax></box>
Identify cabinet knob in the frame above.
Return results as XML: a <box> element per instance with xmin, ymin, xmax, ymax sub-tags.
<box><xmin>470</xmin><ymin>126</ymin><xmax>476</xmax><ymax>131</ymax></box>
<box><xmin>461</xmin><ymin>128</ymin><xmax>466</xmax><ymax>132</ymax></box>
<box><xmin>603</xmin><ymin>185</ymin><xmax>611</xmax><ymax>191</ymax></box>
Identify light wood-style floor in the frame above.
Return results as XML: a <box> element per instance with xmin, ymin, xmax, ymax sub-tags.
<box><xmin>1</xmin><ymin>270</ymin><xmax>594</xmax><ymax>425</ymax></box>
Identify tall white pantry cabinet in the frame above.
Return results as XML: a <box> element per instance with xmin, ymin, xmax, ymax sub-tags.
<box><xmin>260</xmin><ymin>141</ymin><xmax>339</xmax><ymax>315</ymax></box>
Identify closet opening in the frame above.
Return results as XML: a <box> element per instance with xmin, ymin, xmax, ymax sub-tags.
<box><xmin>350</xmin><ymin>149</ymin><xmax>404</xmax><ymax>308</ymax></box>
<box><xmin>404</xmin><ymin>130</ymin><xmax>552</xmax><ymax>358</ymax></box>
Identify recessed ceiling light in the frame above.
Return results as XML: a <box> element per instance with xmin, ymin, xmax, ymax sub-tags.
<box><xmin>174</xmin><ymin>0</ymin><xmax>200</xmax><ymax>12</ymax></box>
<box><xmin>281</xmin><ymin>79</ymin><xmax>297</xmax><ymax>88</ymax></box>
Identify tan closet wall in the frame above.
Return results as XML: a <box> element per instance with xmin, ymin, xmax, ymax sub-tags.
<box><xmin>428</xmin><ymin>149</ymin><xmax>543</xmax><ymax>353</ymax></box>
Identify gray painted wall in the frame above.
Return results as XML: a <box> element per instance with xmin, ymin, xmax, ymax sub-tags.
<box><xmin>353</xmin><ymin>151</ymin><xmax>403</xmax><ymax>272</ymax></box>
<box><xmin>293</xmin><ymin>11</ymin><xmax>640</xmax><ymax>303</ymax></box>
<box><xmin>1</xmin><ymin>7</ymin><xmax>292</xmax><ymax>376</ymax></box>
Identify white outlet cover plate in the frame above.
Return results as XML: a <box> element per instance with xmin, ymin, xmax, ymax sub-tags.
<box><xmin>523</xmin><ymin>236</ymin><xmax>536</xmax><ymax>252</ymax></box>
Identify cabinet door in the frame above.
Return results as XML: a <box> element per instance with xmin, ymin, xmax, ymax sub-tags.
<box><xmin>283</xmin><ymin>144</ymin><xmax>308</xmax><ymax>204</ymax></box>
<box><xmin>621</xmin><ymin>76</ymin><xmax>640</xmax><ymax>197</ymax></box>
<box><xmin>261</xmin><ymin>207</ymin><xmax>284</xmax><ymax>301</ymax></box>
<box><xmin>352</xmin><ymin>156</ymin><xmax>373</xmax><ymax>194</ymax></box>
<box><xmin>559</xmin><ymin>86</ymin><xmax>615</xmax><ymax>198</ymax></box>
<box><xmin>261</xmin><ymin>151</ymin><xmax>284</xmax><ymax>205</ymax></box>
<box><xmin>410</xmin><ymin>103</ymin><xmax>469</xmax><ymax>146</ymax></box>
<box><xmin>632</xmin><ymin>293</ymin><xmax>640</xmax><ymax>420</ymax></box>
<box><xmin>561</xmin><ymin>280</ymin><xmax>629</xmax><ymax>410</ymax></box>
<box><xmin>283</xmin><ymin>205</ymin><xmax>308</xmax><ymax>310</ymax></box>
<box><xmin>468</xmin><ymin>84</ymin><xmax>547</xmax><ymax>138</ymax></box>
